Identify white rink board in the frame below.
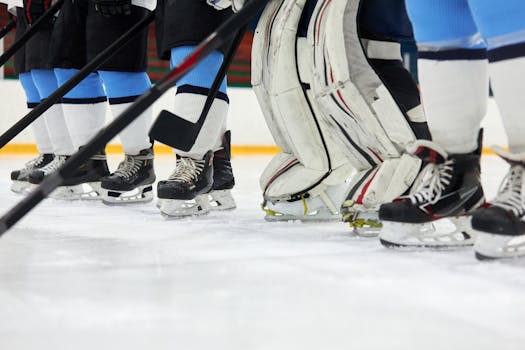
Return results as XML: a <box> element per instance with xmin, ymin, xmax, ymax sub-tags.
<box><xmin>0</xmin><ymin>79</ymin><xmax>509</xmax><ymax>149</ymax></box>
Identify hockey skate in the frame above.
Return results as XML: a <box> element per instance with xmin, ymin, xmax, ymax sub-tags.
<box><xmin>29</xmin><ymin>151</ymin><xmax>110</xmax><ymax>200</ymax></box>
<box><xmin>209</xmin><ymin>132</ymin><xmax>236</xmax><ymax>211</ymax></box>
<box><xmin>10</xmin><ymin>153</ymin><xmax>54</xmax><ymax>194</ymax></box>
<box><xmin>101</xmin><ymin>148</ymin><xmax>156</xmax><ymax>205</ymax></box>
<box><xmin>472</xmin><ymin>147</ymin><xmax>525</xmax><ymax>260</ymax></box>
<box><xmin>378</xmin><ymin>140</ymin><xmax>485</xmax><ymax>248</ymax></box>
<box><xmin>262</xmin><ymin>182</ymin><xmax>347</xmax><ymax>222</ymax></box>
<box><xmin>157</xmin><ymin>150</ymin><xmax>214</xmax><ymax>218</ymax></box>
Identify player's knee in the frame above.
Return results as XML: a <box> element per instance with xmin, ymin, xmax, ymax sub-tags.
<box><xmin>54</xmin><ymin>68</ymin><xmax>106</xmax><ymax>100</ymax></box>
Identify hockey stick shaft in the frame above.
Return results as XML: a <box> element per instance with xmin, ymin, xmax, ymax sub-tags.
<box><xmin>0</xmin><ymin>18</ymin><xmax>16</xmax><ymax>41</ymax></box>
<box><xmin>0</xmin><ymin>12</ymin><xmax>155</xmax><ymax>150</ymax></box>
<box><xmin>0</xmin><ymin>0</ymin><xmax>268</xmax><ymax>235</ymax></box>
<box><xmin>0</xmin><ymin>0</ymin><xmax>64</xmax><ymax>68</ymax></box>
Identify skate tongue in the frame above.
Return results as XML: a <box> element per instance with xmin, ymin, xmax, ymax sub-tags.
<box><xmin>406</xmin><ymin>140</ymin><xmax>447</xmax><ymax>164</ymax></box>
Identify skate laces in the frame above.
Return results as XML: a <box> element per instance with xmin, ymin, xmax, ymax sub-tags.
<box><xmin>114</xmin><ymin>155</ymin><xmax>142</xmax><ymax>180</ymax></box>
<box><xmin>408</xmin><ymin>160</ymin><xmax>454</xmax><ymax>205</ymax></box>
<box><xmin>492</xmin><ymin>165</ymin><xmax>524</xmax><ymax>216</ymax></box>
<box><xmin>168</xmin><ymin>157</ymin><xmax>205</xmax><ymax>183</ymax></box>
<box><xmin>24</xmin><ymin>154</ymin><xmax>46</xmax><ymax>170</ymax></box>
<box><xmin>39</xmin><ymin>155</ymin><xmax>67</xmax><ymax>175</ymax></box>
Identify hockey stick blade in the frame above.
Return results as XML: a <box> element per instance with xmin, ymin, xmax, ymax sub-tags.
<box><xmin>0</xmin><ymin>0</ymin><xmax>64</xmax><ymax>68</ymax></box>
<box><xmin>0</xmin><ymin>0</ymin><xmax>269</xmax><ymax>236</ymax></box>
<box><xmin>149</xmin><ymin>26</ymin><xmax>247</xmax><ymax>151</ymax></box>
<box><xmin>0</xmin><ymin>12</ymin><xmax>155</xmax><ymax>150</ymax></box>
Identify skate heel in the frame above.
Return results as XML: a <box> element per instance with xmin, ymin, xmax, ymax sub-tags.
<box><xmin>209</xmin><ymin>189</ymin><xmax>236</xmax><ymax>211</ymax></box>
<box><xmin>380</xmin><ymin>216</ymin><xmax>475</xmax><ymax>249</ymax></box>
<box><xmin>51</xmin><ymin>182</ymin><xmax>103</xmax><ymax>200</ymax></box>
<box><xmin>102</xmin><ymin>184</ymin><xmax>154</xmax><ymax>205</ymax></box>
<box><xmin>158</xmin><ymin>193</ymin><xmax>211</xmax><ymax>218</ymax></box>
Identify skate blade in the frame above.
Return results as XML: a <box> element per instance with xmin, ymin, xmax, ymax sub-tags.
<box><xmin>10</xmin><ymin>181</ymin><xmax>31</xmax><ymax>194</ymax></box>
<box><xmin>50</xmin><ymin>182</ymin><xmax>103</xmax><ymax>200</ymax></box>
<box><xmin>102</xmin><ymin>185</ymin><xmax>154</xmax><ymax>205</ymax></box>
<box><xmin>379</xmin><ymin>217</ymin><xmax>475</xmax><ymax>249</ymax></box>
<box><xmin>157</xmin><ymin>194</ymin><xmax>210</xmax><ymax>218</ymax></box>
<box><xmin>263</xmin><ymin>210</ymin><xmax>339</xmax><ymax>222</ymax></box>
<box><xmin>474</xmin><ymin>232</ymin><xmax>525</xmax><ymax>260</ymax></box>
<box><xmin>348</xmin><ymin>218</ymin><xmax>382</xmax><ymax>238</ymax></box>
<box><xmin>209</xmin><ymin>189</ymin><xmax>236</xmax><ymax>211</ymax></box>
<box><xmin>343</xmin><ymin>210</ymin><xmax>382</xmax><ymax>237</ymax></box>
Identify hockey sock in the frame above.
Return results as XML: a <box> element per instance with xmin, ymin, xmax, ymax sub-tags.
<box><xmin>169</xmin><ymin>47</ymin><xmax>229</xmax><ymax>158</ymax></box>
<box><xmin>467</xmin><ymin>0</ymin><xmax>525</xmax><ymax>153</ymax></box>
<box><xmin>417</xmin><ymin>55</ymin><xmax>488</xmax><ymax>154</ymax></box>
<box><xmin>30</xmin><ymin>69</ymin><xmax>76</xmax><ymax>156</ymax></box>
<box><xmin>98</xmin><ymin>70</ymin><xmax>153</xmax><ymax>155</ymax></box>
<box><xmin>54</xmin><ymin>68</ymin><xmax>107</xmax><ymax>150</ymax></box>
<box><xmin>406</xmin><ymin>0</ymin><xmax>489</xmax><ymax>154</ymax></box>
<box><xmin>19</xmin><ymin>72</ymin><xmax>53</xmax><ymax>154</ymax></box>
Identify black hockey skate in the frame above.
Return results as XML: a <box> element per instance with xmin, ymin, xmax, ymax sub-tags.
<box><xmin>157</xmin><ymin>150</ymin><xmax>214</xmax><ymax>218</ymax></box>
<box><xmin>29</xmin><ymin>150</ymin><xmax>110</xmax><ymax>200</ymax></box>
<box><xmin>10</xmin><ymin>153</ymin><xmax>54</xmax><ymax>194</ymax></box>
<box><xmin>101</xmin><ymin>148</ymin><xmax>156</xmax><ymax>205</ymax></box>
<box><xmin>472</xmin><ymin>146</ymin><xmax>525</xmax><ymax>260</ymax></box>
<box><xmin>210</xmin><ymin>131</ymin><xmax>236</xmax><ymax>210</ymax></box>
<box><xmin>379</xmin><ymin>140</ymin><xmax>485</xmax><ymax>248</ymax></box>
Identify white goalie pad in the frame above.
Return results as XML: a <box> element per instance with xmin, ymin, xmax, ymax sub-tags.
<box><xmin>344</xmin><ymin>153</ymin><xmax>422</xmax><ymax>211</ymax></box>
<box><xmin>309</xmin><ymin>0</ymin><xmax>416</xmax><ymax>156</ymax></box>
<box><xmin>253</xmin><ymin>0</ymin><xmax>355</xmax><ymax>204</ymax></box>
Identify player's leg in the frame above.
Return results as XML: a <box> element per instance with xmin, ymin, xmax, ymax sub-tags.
<box><xmin>35</xmin><ymin>0</ymin><xmax>110</xmax><ymax>199</ymax></box>
<box><xmin>11</xmin><ymin>72</ymin><xmax>55</xmax><ymax>193</ymax></box>
<box><xmin>155</xmin><ymin>0</ymin><xmax>235</xmax><ymax>217</ymax></box>
<box><xmin>378</xmin><ymin>0</ymin><xmax>486</xmax><ymax>248</ymax></box>
<box><xmin>90</xmin><ymin>3</ymin><xmax>155</xmax><ymax>204</ymax></box>
<box><xmin>9</xmin><ymin>7</ymin><xmax>55</xmax><ymax>193</ymax></box>
<box><xmin>464</xmin><ymin>0</ymin><xmax>525</xmax><ymax>259</ymax></box>
<box><xmin>341</xmin><ymin>0</ymin><xmax>433</xmax><ymax>233</ymax></box>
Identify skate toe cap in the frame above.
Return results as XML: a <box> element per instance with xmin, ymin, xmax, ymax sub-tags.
<box><xmin>28</xmin><ymin>171</ymin><xmax>45</xmax><ymax>184</ymax></box>
<box><xmin>472</xmin><ymin>206</ymin><xmax>523</xmax><ymax>235</ymax></box>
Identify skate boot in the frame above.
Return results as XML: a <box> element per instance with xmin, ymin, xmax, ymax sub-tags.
<box><xmin>157</xmin><ymin>150</ymin><xmax>214</xmax><ymax>218</ymax></box>
<box><xmin>10</xmin><ymin>153</ymin><xmax>54</xmax><ymax>194</ymax></box>
<box><xmin>472</xmin><ymin>146</ymin><xmax>525</xmax><ymax>260</ymax></box>
<box><xmin>378</xmin><ymin>140</ymin><xmax>485</xmax><ymax>248</ymax></box>
<box><xmin>101</xmin><ymin>148</ymin><xmax>156</xmax><ymax>205</ymax></box>
<box><xmin>29</xmin><ymin>150</ymin><xmax>110</xmax><ymax>200</ymax></box>
<box><xmin>209</xmin><ymin>131</ymin><xmax>236</xmax><ymax>210</ymax></box>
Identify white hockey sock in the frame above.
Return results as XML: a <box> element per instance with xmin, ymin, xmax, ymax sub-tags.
<box><xmin>42</xmin><ymin>104</ymin><xmax>76</xmax><ymax>156</ymax></box>
<box><xmin>62</xmin><ymin>102</ymin><xmax>107</xmax><ymax>149</ymax></box>
<box><xmin>172</xmin><ymin>91</ymin><xmax>229</xmax><ymax>159</ymax></box>
<box><xmin>418</xmin><ymin>59</ymin><xmax>488</xmax><ymax>154</ymax></box>
<box><xmin>489</xmin><ymin>56</ymin><xmax>525</xmax><ymax>153</ymax></box>
<box><xmin>109</xmin><ymin>102</ymin><xmax>152</xmax><ymax>155</ymax></box>
<box><xmin>31</xmin><ymin>113</ymin><xmax>53</xmax><ymax>154</ymax></box>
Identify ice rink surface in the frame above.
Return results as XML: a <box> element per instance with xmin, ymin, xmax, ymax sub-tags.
<box><xmin>0</xmin><ymin>154</ymin><xmax>524</xmax><ymax>350</ymax></box>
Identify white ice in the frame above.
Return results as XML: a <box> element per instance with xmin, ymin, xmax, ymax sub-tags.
<box><xmin>0</xmin><ymin>154</ymin><xmax>524</xmax><ymax>350</ymax></box>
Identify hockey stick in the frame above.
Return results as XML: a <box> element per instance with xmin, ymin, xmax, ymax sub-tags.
<box><xmin>0</xmin><ymin>0</ymin><xmax>64</xmax><ymax>68</ymax></box>
<box><xmin>149</xmin><ymin>25</ymin><xmax>248</xmax><ymax>151</ymax></box>
<box><xmin>0</xmin><ymin>0</ymin><xmax>268</xmax><ymax>236</ymax></box>
<box><xmin>0</xmin><ymin>12</ymin><xmax>155</xmax><ymax>150</ymax></box>
<box><xmin>0</xmin><ymin>18</ymin><xmax>16</xmax><ymax>41</ymax></box>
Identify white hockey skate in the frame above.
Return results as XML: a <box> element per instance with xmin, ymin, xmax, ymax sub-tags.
<box><xmin>157</xmin><ymin>151</ymin><xmax>213</xmax><ymax>219</ymax></box>
<box><xmin>262</xmin><ymin>182</ymin><xmax>347</xmax><ymax>222</ymax></box>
